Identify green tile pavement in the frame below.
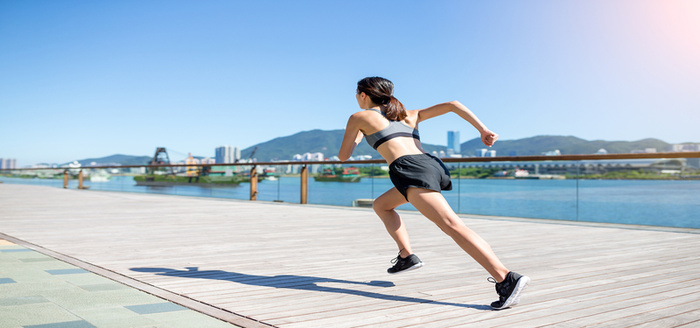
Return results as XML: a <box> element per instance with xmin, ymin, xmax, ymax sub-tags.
<box><xmin>0</xmin><ymin>242</ymin><xmax>240</xmax><ymax>328</ymax></box>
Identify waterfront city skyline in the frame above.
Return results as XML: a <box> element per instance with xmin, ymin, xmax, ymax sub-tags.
<box><xmin>2</xmin><ymin>1</ymin><xmax>699</xmax><ymax>166</ymax></box>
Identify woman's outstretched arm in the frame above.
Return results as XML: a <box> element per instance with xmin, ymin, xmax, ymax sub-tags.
<box><xmin>413</xmin><ymin>101</ymin><xmax>498</xmax><ymax>147</ymax></box>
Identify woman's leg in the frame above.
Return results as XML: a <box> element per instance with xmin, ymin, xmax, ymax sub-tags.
<box><xmin>406</xmin><ymin>187</ymin><xmax>509</xmax><ymax>282</ymax></box>
<box><xmin>373</xmin><ymin>187</ymin><xmax>413</xmax><ymax>258</ymax></box>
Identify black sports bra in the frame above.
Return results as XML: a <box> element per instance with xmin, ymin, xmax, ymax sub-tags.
<box><xmin>363</xmin><ymin>109</ymin><xmax>420</xmax><ymax>149</ymax></box>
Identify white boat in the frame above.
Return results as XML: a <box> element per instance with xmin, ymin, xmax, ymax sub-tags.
<box><xmin>67</xmin><ymin>161</ymin><xmax>82</xmax><ymax>176</ymax></box>
<box><xmin>90</xmin><ymin>175</ymin><xmax>110</xmax><ymax>182</ymax></box>
<box><xmin>89</xmin><ymin>169</ymin><xmax>111</xmax><ymax>182</ymax></box>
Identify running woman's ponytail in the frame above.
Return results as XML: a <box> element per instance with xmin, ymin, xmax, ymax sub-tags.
<box><xmin>384</xmin><ymin>95</ymin><xmax>407</xmax><ymax>121</ymax></box>
<box><xmin>357</xmin><ymin>77</ymin><xmax>407</xmax><ymax>121</ymax></box>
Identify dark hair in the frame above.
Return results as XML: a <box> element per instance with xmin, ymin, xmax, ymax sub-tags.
<box><xmin>357</xmin><ymin>77</ymin><xmax>407</xmax><ymax>121</ymax></box>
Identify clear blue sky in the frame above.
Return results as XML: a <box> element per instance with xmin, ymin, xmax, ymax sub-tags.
<box><xmin>2</xmin><ymin>0</ymin><xmax>699</xmax><ymax>166</ymax></box>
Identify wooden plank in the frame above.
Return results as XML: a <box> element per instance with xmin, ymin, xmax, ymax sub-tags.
<box><xmin>585</xmin><ymin>299</ymin><xmax>700</xmax><ymax>327</ymax></box>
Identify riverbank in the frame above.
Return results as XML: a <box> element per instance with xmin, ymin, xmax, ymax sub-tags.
<box><xmin>5</xmin><ymin>172</ymin><xmax>698</xmax><ymax>181</ymax></box>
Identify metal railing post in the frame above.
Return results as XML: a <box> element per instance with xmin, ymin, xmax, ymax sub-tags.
<box><xmin>457</xmin><ymin>163</ymin><xmax>461</xmax><ymax>214</ymax></box>
<box><xmin>78</xmin><ymin>170</ymin><xmax>84</xmax><ymax>190</ymax></box>
<box><xmin>371</xmin><ymin>163</ymin><xmax>374</xmax><ymax>198</ymax></box>
<box><xmin>250</xmin><ymin>165</ymin><xmax>258</xmax><ymax>201</ymax></box>
<box><xmin>300</xmin><ymin>165</ymin><xmax>308</xmax><ymax>204</ymax></box>
<box><xmin>576</xmin><ymin>161</ymin><xmax>580</xmax><ymax>222</ymax></box>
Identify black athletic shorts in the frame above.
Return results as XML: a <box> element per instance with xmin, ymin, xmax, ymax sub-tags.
<box><xmin>388</xmin><ymin>153</ymin><xmax>453</xmax><ymax>200</ymax></box>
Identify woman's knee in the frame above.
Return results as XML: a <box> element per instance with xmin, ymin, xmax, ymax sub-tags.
<box><xmin>372</xmin><ymin>199</ymin><xmax>393</xmax><ymax>214</ymax></box>
<box><xmin>373</xmin><ymin>190</ymin><xmax>404</xmax><ymax>214</ymax></box>
<box><xmin>372</xmin><ymin>200</ymin><xmax>383</xmax><ymax>214</ymax></box>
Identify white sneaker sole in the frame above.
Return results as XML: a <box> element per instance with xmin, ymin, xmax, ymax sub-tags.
<box><xmin>388</xmin><ymin>261</ymin><xmax>424</xmax><ymax>274</ymax></box>
<box><xmin>499</xmin><ymin>275</ymin><xmax>530</xmax><ymax>309</ymax></box>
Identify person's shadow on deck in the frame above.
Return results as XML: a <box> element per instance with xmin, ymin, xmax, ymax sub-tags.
<box><xmin>130</xmin><ymin>267</ymin><xmax>490</xmax><ymax>310</ymax></box>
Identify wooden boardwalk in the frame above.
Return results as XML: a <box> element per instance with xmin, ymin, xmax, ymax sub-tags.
<box><xmin>1</xmin><ymin>184</ymin><xmax>699</xmax><ymax>327</ymax></box>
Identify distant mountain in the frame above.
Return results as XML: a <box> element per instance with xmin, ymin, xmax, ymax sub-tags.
<box><xmin>72</xmin><ymin>132</ymin><xmax>679</xmax><ymax>166</ymax></box>
<box><xmin>241</xmin><ymin>130</ymin><xmax>675</xmax><ymax>162</ymax></box>
<box><xmin>460</xmin><ymin>135</ymin><xmax>672</xmax><ymax>157</ymax></box>
<box><xmin>69</xmin><ymin>154</ymin><xmax>152</xmax><ymax>166</ymax></box>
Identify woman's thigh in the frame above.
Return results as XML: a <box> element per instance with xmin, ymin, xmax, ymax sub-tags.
<box><xmin>406</xmin><ymin>188</ymin><xmax>460</xmax><ymax>227</ymax></box>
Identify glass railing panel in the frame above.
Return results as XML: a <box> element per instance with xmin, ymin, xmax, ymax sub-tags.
<box><xmin>576</xmin><ymin>158</ymin><xmax>700</xmax><ymax>228</ymax></box>
<box><xmin>439</xmin><ymin>162</ymin><xmax>462</xmax><ymax>213</ymax></box>
<box><xmin>253</xmin><ymin>175</ymin><xmax>296</xmax><ymax>203</ymax></box>
<box><xmin>308</xmin><ymin>163</ymin><xmax>375</xmax><ymax>207</ymax></box>
<box><xmin>452</xmin><ymin>161</ymin><xmax>579</xmax><ymax>221</ymax></box>
<box><xmin>81</xmin><ymin>168</ymin><xmax>127</xmax><ymax>192</ymax></box>
<box><xmin>108</xmin><ymin>174</ymin><xmax>131</xmax><ymax>193</ymax></box>
<box><xmin>0</xmin><ymin>169</ymin><xmax>66</xmax><ymax>188</ymax></box>
<box><xmin>250</xmin><ymin>164</ymin><xmax>298</xmax><ymax>203</ymax></box>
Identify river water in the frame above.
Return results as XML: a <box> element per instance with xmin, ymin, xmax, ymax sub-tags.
<box><xmin>2</xmin><ymin>176</ymin><xmax>698</xmax><ymax>229</ymax></box>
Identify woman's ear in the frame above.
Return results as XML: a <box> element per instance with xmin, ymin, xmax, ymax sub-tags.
<box><xmin>356</xmin><ymin>92</ymin><xmax>367</xmax><ymax>108</ymax></box>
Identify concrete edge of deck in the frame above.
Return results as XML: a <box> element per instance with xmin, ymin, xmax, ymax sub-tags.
<box><xmin>0</xmin><ymin>231</ymin><xmax>274</xmax><ymax>328</ymax></box>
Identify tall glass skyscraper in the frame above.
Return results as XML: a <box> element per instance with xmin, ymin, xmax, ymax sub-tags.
<box><xmin>0</xmin><ymin>158</ymin><xmax>17</xmax><ymax>169</ymax></box>
<box><xmin>215</xmin><ymin>146</ymin><xmax>239</xmax><ymax>163</ymax></box>
<box><xmin>447</xmin><ymin>131</ymin><xmax>460</xmax><ymax>154</ymax></box>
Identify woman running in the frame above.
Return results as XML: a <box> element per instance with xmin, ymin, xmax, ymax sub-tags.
<box><xmin>339</xmin><ymin>76</ymin><xmax>529</xmax><ymax>310</ymax></box>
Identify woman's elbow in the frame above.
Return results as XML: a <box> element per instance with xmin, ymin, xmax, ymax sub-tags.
<box><xmin>337</xmin><ymin>149</ymin><xmax>348</xmax><ymax>162</ymax></box>
<box><xmin>338</xmin><ymin>142</ymin><xmax>356</xmax><ymax>162</ymax></box>
<box><xmin>448</xmin><ymin>100</ymin><xmax>463</xmax><ymax>108</ymax></box>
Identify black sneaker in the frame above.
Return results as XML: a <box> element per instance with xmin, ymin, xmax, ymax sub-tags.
<box><xmin>387</xmin><ymin>253</ymin><xmax>423</xmax><ymax>274</ymax></box>
<box><xmin>489</xmin><ymin>271</ymin><xmax>530</xmax><ymax>310</ymax></box>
